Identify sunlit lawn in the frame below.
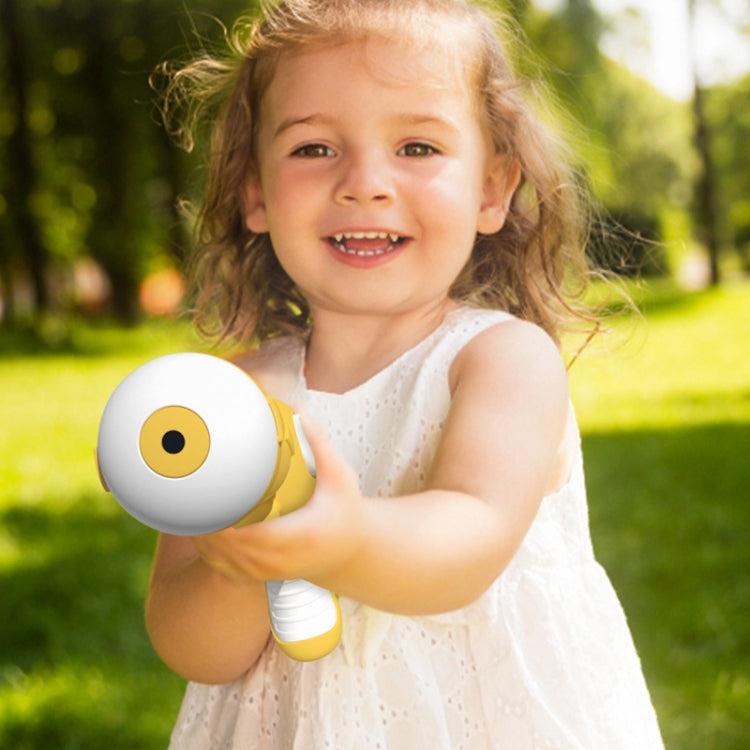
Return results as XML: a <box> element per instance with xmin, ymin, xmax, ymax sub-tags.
<box><xmin>569</xmin><ymin>279</ymin><xmax>750</xmax><ymax>748</ymax></box>
<box><xmin>1</xmin><ymin>281</ymin><xmax>748</xmax><ymax>748</ymax></box>
<box><xmin>0</xmin><ymin>320</ymin><xmax>204</xmax><ymax>749</ymax></box>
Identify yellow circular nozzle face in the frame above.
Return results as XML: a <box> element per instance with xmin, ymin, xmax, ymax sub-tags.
<box><xmin>139</xmin><ymin>405</ymin><xmax>210</xmax><ymax>478</ymax></box>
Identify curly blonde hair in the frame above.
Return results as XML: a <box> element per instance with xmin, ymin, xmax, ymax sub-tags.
<box><xmin>155</xmin><ymin>0</ymin><xmax>598</xmax><ymax>347</ymax></box>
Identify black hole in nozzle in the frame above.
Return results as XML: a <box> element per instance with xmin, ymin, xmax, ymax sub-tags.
<box><xmin>162</xmin><ymin>430</ymin><xmax>186</xmax><ymax>455</ymax></box>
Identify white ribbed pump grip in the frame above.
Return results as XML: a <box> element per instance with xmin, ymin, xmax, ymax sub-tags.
<box><xmin>265</xmin><ymin>579</ymin><xmax>342</xmax><ymax>660</ymax></box>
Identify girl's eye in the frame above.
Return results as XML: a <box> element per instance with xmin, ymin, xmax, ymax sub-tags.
<box><xmin>399</xmin><ymin>142</ymin><xmax>438</xmax><ymax>157</ymax></box>
<box><xmin>292</xmin><ymin>144</ymin><xmax>334</xmax><ymax>158</ymax></box>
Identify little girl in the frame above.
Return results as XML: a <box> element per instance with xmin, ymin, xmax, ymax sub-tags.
<box><xmin>147</xmin><ymin>1</ymin><xmax>664</xmax><ymax>747</ymax></box>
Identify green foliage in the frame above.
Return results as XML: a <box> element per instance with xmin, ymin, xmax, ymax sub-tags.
<box><xmin>520</xmin><ymin>1</ymin><xmax>696</xmax><ymax>275</ymax></box>
<box><xmin>0</xmin><ymin>0</ymin><xmax>257</xmax><ymax>322</ymax></box>
<box><xmin>1</xmin><ymin>282</ymin><xmax>749</xmax><ymax>747</ymax></box>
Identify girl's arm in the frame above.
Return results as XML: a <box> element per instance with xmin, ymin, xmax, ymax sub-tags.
<box><xmin>194</xmin><ymin>319</ymin><xmax>572</xmax><ymax>615</ymax></box>
<box><xmin>144</xmin><ymin>359</ymin><xmax>300</xmax><ymax>683</ymax></box>
<box><xmin>145</xmin><ymin>533</ymin><xmax>272</xmax><ymax>684</ymax></box>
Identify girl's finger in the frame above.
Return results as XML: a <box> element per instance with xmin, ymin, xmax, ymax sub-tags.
<box><xmin>298</xmin><ymin>414</ymin><xmax>359</xmax><ymax>493</ymax></box>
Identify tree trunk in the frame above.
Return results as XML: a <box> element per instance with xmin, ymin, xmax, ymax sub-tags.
<box><xmin>0</xmin><ymin>219</ymin><xmax>15</xmax><ymax>323</ymax></box>
<box><xmin>85</xmin><ymin>5</ymin><xmax>141</xmax><ymax>324</ymax></box>
<box><xmin>689</xmin><ymin>0</ymin><xmax>721</xmax><ymax>285</ymax></box>
<box><xmin>1</xmin><ymin>0</ymin><xmax>50</xmax><ymax>315</ymax></box>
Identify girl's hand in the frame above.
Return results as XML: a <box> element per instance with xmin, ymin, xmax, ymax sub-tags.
<box><xmin>192</xmin><ymin>417</ymin><xmax>366</xmax><ymax>588</ymax></box>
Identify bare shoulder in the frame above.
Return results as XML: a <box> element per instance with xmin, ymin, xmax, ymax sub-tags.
<box><xmin>437</xmin><ymin>318</ymin><xmax>574</xmax><ymax>500</ymax></box>
<box><xmin>449</xmin><ymin>318</ymin><xmax>568</xmax><ymax>401</ymax></box>
<box><xmin>229</xmin><ymin>347</ymin><xmax>264</xmax><ymax>379</ymax></box>
<box><xmin>228</xmin><ymin>337</ymin><xmax>302</xmax><ymax>400</ymax></box>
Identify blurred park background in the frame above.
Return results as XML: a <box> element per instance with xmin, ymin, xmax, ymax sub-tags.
<box><xmin>0</xmin><ymin>0</ymin><xmax>748</xmax><ymax>747</ymax></box>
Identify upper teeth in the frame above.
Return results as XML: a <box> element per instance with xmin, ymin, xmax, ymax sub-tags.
<box><xmin>332</xmin><ymin>231</ymin><xmax>400</xmax><ymax>244</ymax></box>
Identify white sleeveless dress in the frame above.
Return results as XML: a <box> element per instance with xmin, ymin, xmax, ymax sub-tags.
<box><xmin>168</xmin><ymin>307</ymin><xmax>664</xmax><ymax>749</ymax></box>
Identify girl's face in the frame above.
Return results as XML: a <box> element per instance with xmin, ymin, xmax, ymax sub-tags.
<box><xmin>244</xmin><ymin>38</ymin><xmax>516</xmax><ymax>319</ymax></box>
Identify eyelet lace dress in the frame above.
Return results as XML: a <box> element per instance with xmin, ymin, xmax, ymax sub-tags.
<box><xmin>168</xmin><ymin>307</ymin><xmax>664</xmax><ymax>749</ymax></box>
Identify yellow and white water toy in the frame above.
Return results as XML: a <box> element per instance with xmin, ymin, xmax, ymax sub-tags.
<box><xmin>96</xmin><ymin>352</ymin><xmax>341</xmax><ymax>662</ymax></box>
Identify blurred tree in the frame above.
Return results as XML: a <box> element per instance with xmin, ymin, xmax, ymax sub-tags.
<box><xmin>0</xmin><ymin>0</ymin><xmax>50</xmax><ymax>320</ymax></box>
<box><xmin>705</xmin><ymin>73</ymin><xmax>750</xmax><ymax>272</ymax></box>
<box><xmin>0</xmin><ymin>0</ymin><xmax>254</xmax><ymax>325</ymax></box>
<box><xmin>685</xmin><ymin>0</ymin><xmax>750</xmax><ymax>282</ymax></box>
<box><xmin>689</xmin><ymin>0</ymin><xmax>721</xmax><ymax>285</ymax></box>
<box><xmin>521</xmin><ymin>0</ymin><xmax>690</xmax><ymax>275</ymax></box>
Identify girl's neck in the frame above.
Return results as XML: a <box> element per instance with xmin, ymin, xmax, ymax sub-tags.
<box><xmin>304</xmin><ymin>300</ymin><xmax>458</xmax><ymax>393</ymax></box>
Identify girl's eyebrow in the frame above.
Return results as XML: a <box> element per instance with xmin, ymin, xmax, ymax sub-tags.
<box><xmin>273</xmin><ymin>114</ymin><xmax>335</xmax><ymax>139</ymax></box>
<box><xmin>273</xmin><ymin>112</ymin><xmax>462</xmax><ymax>139</ymax></box>
<box><xmin>395</xmin><ymin>113</ymin><xmax>462</xmax><ymax>136</ymax></box>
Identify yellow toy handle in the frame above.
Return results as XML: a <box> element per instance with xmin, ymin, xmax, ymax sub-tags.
<box><xmin>265</xmin><ymin>579</ymin><xmax>342</xmax><ymax>661</ymax></box>
<box><xmin>235</xmin><ymin>398</ymin><xmax>342</xmax><ymax>661</ymax></box>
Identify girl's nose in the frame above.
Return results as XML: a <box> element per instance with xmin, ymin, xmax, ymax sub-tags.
<box><xmin>333</xmin><ymin>150</ymin><xmax>395</xmax><ymax>206</ymax></box>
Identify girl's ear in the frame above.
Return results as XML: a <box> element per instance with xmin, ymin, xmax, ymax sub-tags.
<box><xmin>242</xmin><ymin>174</ymin><xmax>269</xmax><ymax>234</ymax></box>
<box><xmin>477</xmin><ymin>155</ymin><xmax>521</xmax><ymax>235</ymax></box>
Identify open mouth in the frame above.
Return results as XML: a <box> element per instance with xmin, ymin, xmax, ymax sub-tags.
<box><xmin>328</xmin><ymin>231</ymin><xmax>407</xmax><ymax>257</ymax></box>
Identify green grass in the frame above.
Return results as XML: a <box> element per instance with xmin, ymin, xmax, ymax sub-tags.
<box><xmin>0</xmin><ymin>318</ymin><xmax>205</xmax><ymax>749</ymax></box>
<box><xmin>569</xmin><ymin>280</ymin><xmax>750</xmax><ymax>749</ymax></box>
<box><xmin>1</xmin><ymin>283</ymin><xmax>749</xmax><ymax>748</ymax></box>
